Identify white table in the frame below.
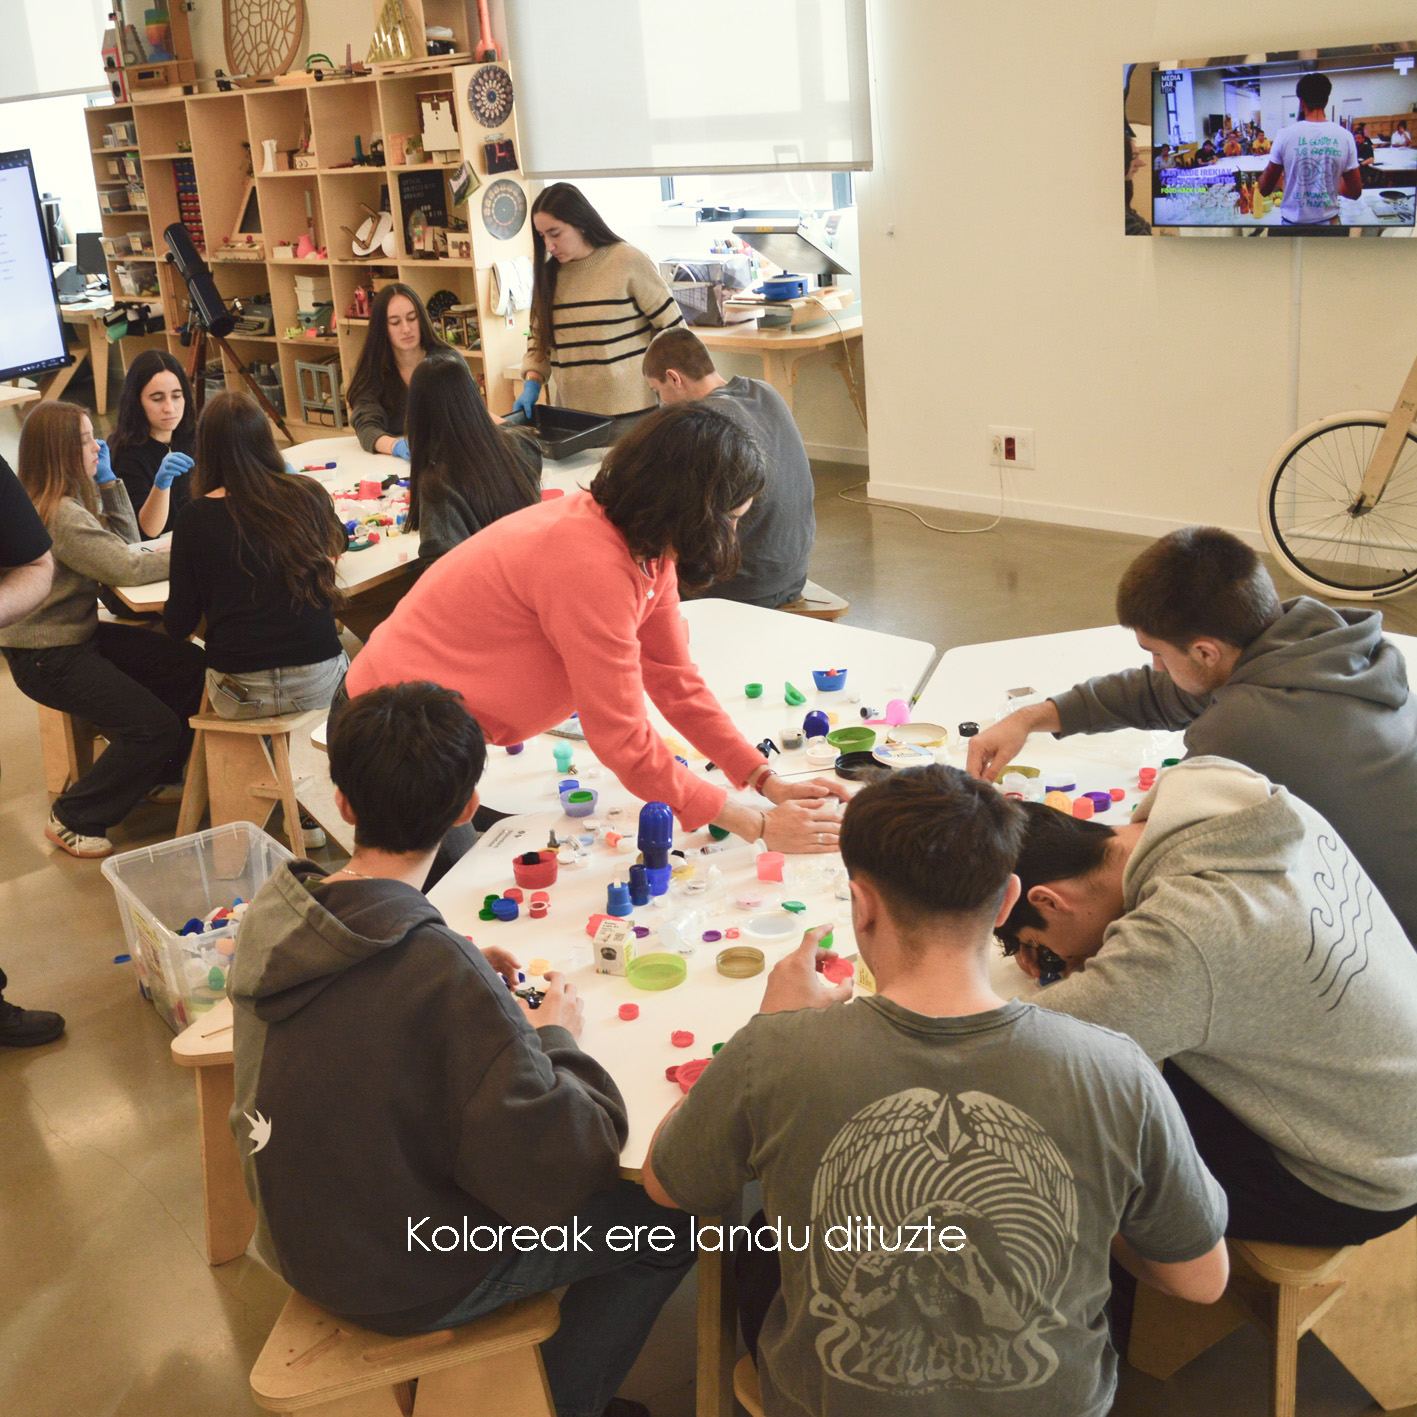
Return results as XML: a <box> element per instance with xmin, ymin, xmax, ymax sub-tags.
<box><xmin>313</xmin><ymin>598</ymin><xmax>937</xmax><ymax>816</ymax></box>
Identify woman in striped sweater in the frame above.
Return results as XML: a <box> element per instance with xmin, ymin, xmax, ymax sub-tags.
<box><xmin>516</xmin><ymin>183</ymin><xmax>684</xmax><ymax>428</ymax></box>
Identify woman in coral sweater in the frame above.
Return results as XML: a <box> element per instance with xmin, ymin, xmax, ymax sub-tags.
<box><xmin>346</xmin><ymin>402</ymin><xmax>845</xmax><ymax>853</ymax></box>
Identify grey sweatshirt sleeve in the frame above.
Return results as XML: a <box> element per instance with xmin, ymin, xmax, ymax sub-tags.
<box><xmin>351</xmin><ymin>398</ymin><xmax>400</xmax><ymax>454</ymax></box>
<box><xmin>415</xmin><ymin>490</ymin><xmax>479</xmax><ymax>568</ymax></box>
<box><xmin>55</xmin><ymin>485</ymin><xmax>170</xmax><ymax>586</ymax></box>
<box><xmin>452</xmin><ymin>1023</ymin><xmax>628</xmax><ymax>1227</ymax></box>
<box><xmin>1033</xmin><ymin>908</ymin><xmax>1215</xmax><ymax>1063</ymax></box>
<box><xmin>1052</xmin><ymin>666</ymin><xmax>1211</xmax><ymax>737</ymax></box>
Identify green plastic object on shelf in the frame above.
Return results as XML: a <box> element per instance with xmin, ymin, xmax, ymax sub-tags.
<box><xmin>784</xmin><ymin>682</ymin><xmax>806</xmax><ymax>706</ymax></box>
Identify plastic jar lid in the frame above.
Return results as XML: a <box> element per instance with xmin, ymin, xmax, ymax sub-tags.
<box><xmin>716</xmin><ymin>945</ymin><xmax>766</xmax><ymax>978</ymax></box>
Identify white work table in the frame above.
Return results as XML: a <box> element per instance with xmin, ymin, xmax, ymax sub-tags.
<box><xmin>313</xmin><ymin>597</ymin><xmax>937</xmax><ymax>817</ymax></box>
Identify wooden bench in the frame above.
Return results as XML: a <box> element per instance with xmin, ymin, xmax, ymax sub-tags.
<box><xmin>170</xmin><ymin>995</ymin><xmax>253</xmax><ymax>1266</ymax></box>
<box><xmin>778</xmin><ymin>578</ymin><xmax>849</xmax><ymax>622</ymax></box>
<box><xmin>251</xmin><ymin>1288</ymin><xmax>560</xmax><ymax>1416</ymax></box>
<box><xmin>1129</xmin><ymin>1221</ymin><xmax>1417</xmax><ymax>1417</ymax></box>
<box><xmin>177</xmin><ymin>690</ymin><xmax>322</xmax><ymax>857</ymax></box>
<box><xmin>37</xmin><ymin>706</ymin><xmax>101</xmax><ymax>794</ymax></box>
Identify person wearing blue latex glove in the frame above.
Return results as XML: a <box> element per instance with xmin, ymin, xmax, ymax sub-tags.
<box><xmin>391</xmin><ymin>438</ymin><xmax>411</xmax><ymax>460</ymax></box>
<box><xmin>512</xmin><ymin>378</ymin><xmax>541</xmax><ymax>422</ymax></box>
<box><xmin>93</xmin><ymin>440</ymin><xmax>117</xmax><ymax>485</ymax></box>
<box><xmin>154</xmin><ymin>450</ymin><xmax>194</xmax><ymax>492</ymax></box>
<box><xmin>284</xmin><ymin>461</ymin><xmax>298</xmax><ymax>474</ymax></box>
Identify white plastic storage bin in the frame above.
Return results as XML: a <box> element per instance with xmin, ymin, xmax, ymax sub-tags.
<box><xmin>101</xmin><ymin>822</ymin><xmax>294</xmax><ymax>1033</ymax></box>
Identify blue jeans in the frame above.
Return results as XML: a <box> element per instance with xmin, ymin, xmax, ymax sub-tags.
<box><xmin>419</xmin><ymin>1182</ymin><xmax>695</xmax><ymax>1417</ymax></box>
<box><xmin>207</xmin><ymin>652</ymin><xmax>348</xmax><ymax>720</ymax></box>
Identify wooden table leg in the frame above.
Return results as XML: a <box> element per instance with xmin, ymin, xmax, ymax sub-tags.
<box><xmin>695</xmin><ymin>1215</ymin><xmax>737</xmax><ymax>1417</ymax></box>
<box><xmin>193</xmin><ymin>1061</ymin><xmax>256</xmax><ymax>1264</ymax></box>
<box><xmin>832</xmin><ymin>339</ymin><xmax>868</xmax><ymax>431</ymax></box>
<box><xmin>88</xmin><ymin>318</ymin><xmax>111</xmax><ymax>416</ymax></box>
<box><xmin>38</xmin><ymin>346</ymin><xmax>89</xmax><ymax>405</ymax></box>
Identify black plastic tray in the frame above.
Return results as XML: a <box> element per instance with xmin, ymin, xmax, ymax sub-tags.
<box><xmin>504</xmin><ymin>404</ymin><xmax>614</xmax><ymax>460</ymax></box>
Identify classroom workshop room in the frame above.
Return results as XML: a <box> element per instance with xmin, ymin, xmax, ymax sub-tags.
<box><xmin>9</xmin><ymin>2</ymin><xmax>1417</xmax><ymax>1416</ymax></box>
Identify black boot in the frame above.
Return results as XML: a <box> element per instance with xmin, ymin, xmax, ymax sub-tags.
<box><xmin>0</xmin><ymin>993</ymin><xmax>66</xmax><ymax>1047</ymax></box>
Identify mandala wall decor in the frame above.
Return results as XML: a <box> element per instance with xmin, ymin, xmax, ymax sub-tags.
<box><xmin>481</xmin><ymin>179</ymin><xmax>527</xmax><ymax>240</ymax></box>
<box><xmin>223</xmin><ymin>0</ymin><xmax>304</xmax><ymax>79</ymax></box>
<box><xmin>467</xmin><ymin>64</ymin><xmax>514</xmax><ymax>128</ymax></box>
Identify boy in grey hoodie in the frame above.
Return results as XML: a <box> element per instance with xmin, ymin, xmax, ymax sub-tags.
<box><xmin>230</xmin><ymin>683</ymin><xmax>692</xmax><ymax>1417</ymax></box>
<box><xmin>999</xmin><ymin>756</ymin><xmax>1417</xmax><ymax>1246</ymax></box>
<box><xmin>968</xmin><ymin>526</ymin><xmax>1417</xmax><ymax>946</ymax></box>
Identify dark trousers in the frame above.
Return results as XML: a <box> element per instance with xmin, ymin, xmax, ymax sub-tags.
<box><xmin>5</xmin><ymin>624</ymin><xmax>205</xmax><ymax>836</ymax></box>
<box><xmin>1163</xmin><ymin>1062</ymin><xmax>1417</xmax><ymax>1245</ymax></box>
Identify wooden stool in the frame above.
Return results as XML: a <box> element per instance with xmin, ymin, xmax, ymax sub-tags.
<box><xmin>778</xmin><ymin>578</ymin><xmax>849</xmax><ymax>622</ymax></box>
<box><xmin>733</xmin><ymin>1354</ymin><xmax>766</xmax><ymax>1417</ymax></box>
<box><xmin>1129</xmin><ymin>1221</ymin><xmax>1417</xmax><ymax>1416</ymax></box>
<box><xmin>177</xmin><ymin>690</ymin><xmax>321</xmax><ymax>857</ymax></box>
<box><xmin>37</xmin><ymin>705</ymin><xmax>101</xmax><ymax>794</ymax></box>
<box><xmin>170</xmin><ymin>996</ymin><xmax>253</xmax><ymax>1265</ymax></box>
<box><xmin>251</xmin><ymin>1288</ymin><xmax>560</xmax><ymax>1416</ymax></box>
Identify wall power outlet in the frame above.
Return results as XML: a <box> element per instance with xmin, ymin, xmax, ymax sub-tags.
<box><xmin>988</xmin><ymin>426</ymin><xmax>1036</xmax><ymax>469</ymax></box>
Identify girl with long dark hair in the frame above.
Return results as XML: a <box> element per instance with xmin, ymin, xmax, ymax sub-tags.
<box><xmin>164</xmin><ymin>392</ymin><xmax>348</xmax><ymax>721</ymax></box>
<box><xmin>107</xmin><ymin>348</ymin><xmax>198</xmax><ymax>538</ymax></box>
<box><xmin>517</xmin><ymin>182</ymin><xmax>684</xmax><ymax>426</ymax></box>
<box><xmin>348</xmin><ymin>402</ymin><xmax>847</xmax><ymax>855</ymax></box>
<box><xmin>0</xmin><ymin>402</ymin><xmax>203</xmax><ymax>858</ymax></box>
<box><xmin>346</xmin><ymin>284</ymin><xmax>445</xmax><ymax>459</ymax></box>
<box><xmin>405</xmin><ymin>351</ymin><xmax>542</xmax><ymax>567</ymax></box>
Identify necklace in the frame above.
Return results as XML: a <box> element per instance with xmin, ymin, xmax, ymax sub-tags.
<box><xmin>327</xmin><ymin>866</ymin><xmax>375</xmax><ymax>880</ymax></box>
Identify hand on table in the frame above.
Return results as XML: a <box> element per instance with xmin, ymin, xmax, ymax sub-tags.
<box><xmin>760</xmin><ymin>928</ymin><xmax>853</xmax><ymax>1015</ymax></box>
<box><xmin>93</xmin><ymin>440</ymin><xmax>116</xmax><ymax>485</ymax></box>
<box><xmin>512</xmin><ymin>378</ymin><xmax>541</xmax><ymax>421</ymax></box>
<box><xmin>762</xmin><ymin>796</ymin><xmax>843</xmax><ymax>854</ymax></box>
<box><xmin>965</xmin><ymin>702</ymin><xmax>1059</xmax><ymax>781</ymax></box>
<box><xmin>481</xmin><ymin>945</ymin><xmax>521</xmax><ymax>987</ymax></box>
<box><xmin>154</xmin><ymin>450</ymin><xmax>194</xmax><ymax>491</ymax></box>
<box><xmin>522</xmin><ymin>971</ymin><xmax>584</xmax><ymax>1038</ymax></box>
<box><xmin>761</xmin><ymin>773</ymin><xmax>851</xmax><ymax>807</ymax></box>
<box><xmin>391</xmin><ymin>438</ymin><xmax>411</xmax><ymax>461</ymax></box>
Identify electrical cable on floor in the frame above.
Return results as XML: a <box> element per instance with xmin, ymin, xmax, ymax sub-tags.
<box><xmin>837</xmin><ymin>449</ymin><xmax>1006</xmax><ymax>535</ymax></box>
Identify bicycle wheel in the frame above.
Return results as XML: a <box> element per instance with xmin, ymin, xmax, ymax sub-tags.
<box><xmin>1260</xmin><ymin>411</ymin><xmax>1417</xmax><ymax>600</ymax></box>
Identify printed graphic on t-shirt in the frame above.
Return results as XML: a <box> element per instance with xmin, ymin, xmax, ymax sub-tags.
<box><xmin>1307</xmin><ymin>834</ymin><xmax>1375</xmax><ymax>1010</ymax></box>
<box><xmin>808</xmin><ymin>1087</ymin><xmax>1079</xmax><ymax>1393</ymax></box>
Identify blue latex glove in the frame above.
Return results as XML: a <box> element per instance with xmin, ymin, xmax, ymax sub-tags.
<box><xmin>512</xmin><ymin>378</ymin><xmax>542</xmax><ymax>421</ymax></box>
<box><xmin>154</xmin><ymin>450</ymin><xmax>194</xmax><ymax>491</ymax></box>
<box><xmin>284</xmin><ymin>461</ymin><xmax>298</xmax><ymax>474</ymax></box>
<box><xmin>391</xmin><ymin>437</ymin><xmax>411</xmax><ymax>460</ymax></box>
<box><xmin>93</xmin><ymin>440</ymin><xmax>116</xmax><ymax>485</ymax></box>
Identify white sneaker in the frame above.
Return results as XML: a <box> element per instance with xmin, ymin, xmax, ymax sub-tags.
<box><xmin>45</xmin><ymin>812</ymin><xmax>114</xmax><ymax>859</ymax></box>
<box><xmin>297</xmin><ymin>811</ymin><xmax>326</xmax><ymax>849</ymax></box>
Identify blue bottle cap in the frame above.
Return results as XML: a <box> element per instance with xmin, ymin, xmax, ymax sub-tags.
<box><xmin>606</xmin><ymin>882</ymin><xmax>633</xmax><ymax>917</ymax></box>
<box><xmin>490</xmin><ymin>898</ymin><xmax>518</xmax><ymax>921</ymax></box>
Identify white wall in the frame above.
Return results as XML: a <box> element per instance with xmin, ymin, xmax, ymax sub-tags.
<box><xmin>858</xmin><ymin>2</ymin><xmax>1417</xmax><ymax>539</ymax></box>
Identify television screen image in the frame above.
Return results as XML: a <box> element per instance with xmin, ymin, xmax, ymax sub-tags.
<box><xmin>0</xmin><ymin>150</ymin><xmax>68</xmax><ymax>381</ymax></box>
<box><xmin>1126</xmin><ymin>43</ymin><xmax>1417</xmax><ymax>235</ymax></box>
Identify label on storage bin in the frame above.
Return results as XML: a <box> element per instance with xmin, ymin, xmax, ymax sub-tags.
<box><xmin>130</xmin><ymin>910</ymin><xmax>169</xmax><ymax>989</ymax></box>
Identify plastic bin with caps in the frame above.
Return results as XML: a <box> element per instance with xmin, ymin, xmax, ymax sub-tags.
<box><xmin>100</xmin><ymin>822</ymin><xmax>294</xmax><ymax>1032</ymax></box>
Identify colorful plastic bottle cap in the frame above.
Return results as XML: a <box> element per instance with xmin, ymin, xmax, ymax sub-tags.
<box><xmin>745</xmin><ymin>682</ymin><xmax>763</xmax><ymax>698</ymax></box>
<box><xmin>627</xmin><ymin>953</ymin><xmax>688</xmax><ymax>990</ymax></box>
<box><xmin>530</xmin><ymin>892</ymin><xmax>550</xmax><ymax>905</ymax></box>
<box><xmin>674</xmin><ymin>1057</ymin><xmax>712</xmax><ymax>1092</ymax></box>
<box><xmin>1161</xmin><ymin>757</ymin><xmax>1181</xmax><ymax>767</ymax></box>
<box><xmin>479</xmin><ymin>907</ymin><xmax>495</xmax><ymax>921</ymax></box>
<box><xmin>665</xmin><ymin>1064</ymin><xmax>682</xmax><ymax>1082</ymax></box>
<box><xmin>725</xmin><ymin>927</ymin><xmax>740</xmax><ymax>939</ymax></box>
<box><xmin>735</xmin><ymin>890</ymin><xmax>765</xmax><ymax>911</ymax></box>
<box><xmin>529</xmin><ymin>901</ymin><xmax>549</xmax><ymax>919</ymax></box>
<box><xmin>708</xmin><ymin>824</ymin><xmax>730</xmax><ymax>841</ymax></box>
<box><xmin>513</xmin><ymin>852</ymin><xmax>559</xmax><ymax>890</ymax></box>
<box><xmin>757</xmin><ymin>851</ymin><xmax>785</xmax><ymax>882</ymax></box>
<box><xmin>812</xmin><ymin>668</ymin><xmax>847</xmax><ymax>692</ymax></box>
<box><xmin>820</xmin><ymin>930</ymin><xmax>835</xmax><ymax>950</ymax></box>
<box><xmin>1109</xmin><ymin>788</ymin><xmax>1126</xmax><ymax>802</ymax></box>
<box><xmin>702</xmin><ymin>929</ymin><xmax>723</xmax><ymax>943</ymax></box>
<box><xmin>484</xmin><ymin>894</ymin><xmax>500</xmax><ymax>907</ymax></box>
<box><xmin>1043</xmin><ymin>791</ymin><xmax>1072</xmax><ymax>813</ymax></box>
<box><xmin>717</xmin><ymin>946</ymin><xmax>766</xmax><ymax>978</ymax></box>
<box><xmin>958</xmin><ymin>722</ymin><xmax>980</xmax><ymax>738</ymax></box>
<box><xmin>712</xmin><ymin>1042</ymin><xmax>725</xmax><ymax>1055</ymax></box>
<box><xmin>822</xmin><ymin>957</ymin><xmax>855</xmax><ymax>984</ymax></box>
<box><xmin>784</xmin><ymin>682</ymin><xmax>806</xmax><ymax>706</ymax></box>
<box><xmin>1138</xmin><ymin>767</ymin><xmax>1157</xmax><ymax>785</ymax></box>
<box><xmin>803</xmin><ymin>709</ymin><xmax>830</xmax><ymax>739</ymax></box>
<box><xmin>1072</xmin><ymin>798</ymin><xmax>1094</xmax><ymax>820</ymax></box>
<box><xmin>606</xmin><ymin>882</ymin><xmax>633</xmax><ymax>917</ymax></box>
<box><xmin>1083</xmin><ymin>791</ymin><xmax>1112</xmax><ymax>813</ymax></box>
<box><xmin>1045</xmin><ymin>780</ymin><xmax>1076</xmax><ymax>794</ymax></box>
<box><xmin>503</xmin><ymin>887</ymin><xmax>525</xmax><ymax>902</ymax></box>
<box><xmin>671</xmin><ymin>1029</ymin><xmax>694</xmax><ymax>1048</ymax></box>
<box><xmin>506</xmin><ymin>743</ymin><xmax>524</xmax><ymax>755</ymax></box>
<box><xmin>632</xmin><ymin>925</ymin><xmax>651</xmax><ymax>939</ymax></box>
<box><xmin>782</xmin><ymin>901</ymin><xmax>806</xmax><ymax>913</ymax></box>
<box><xmin>491</xmin><ymin>898</ymin><xmax>518</xmax><ymax>921</ymax></box>
<box><xmin>827</xmin><ymin>726</ymin><xmax>875</xmax><ymax>751</ymax></box>
<box><xmin>562</xmin><ymin>788</ymin><xmax>598</xmax><ymax>817</ymax></box>
<box><xmin>619</xmin><ymin>1003</ymin><xmax>639</xmax><ymax>1021</ymax></box>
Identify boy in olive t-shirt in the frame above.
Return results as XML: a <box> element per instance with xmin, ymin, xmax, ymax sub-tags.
<box><xmin>644</xmin><ymin>766</ymin><xmax>1228</xmax><ymax>1417</ymax></box>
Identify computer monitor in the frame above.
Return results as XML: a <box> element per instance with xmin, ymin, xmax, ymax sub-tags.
<box><xmin>76</xmin><ymin>231</ymin><xmax>106</xmax><ymax>277</ymax></box>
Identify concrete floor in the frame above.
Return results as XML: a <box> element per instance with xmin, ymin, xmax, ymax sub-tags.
<box><xmin>1</xmin><ymin>374</ymin><xmax>1410</xmax><ymax>1416</ymax></box>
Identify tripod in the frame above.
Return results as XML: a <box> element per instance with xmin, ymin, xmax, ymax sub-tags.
<box><xmin>185</xmin><ymin>318</ymin><xmax>293</xmax><ymax>443</ymax></box>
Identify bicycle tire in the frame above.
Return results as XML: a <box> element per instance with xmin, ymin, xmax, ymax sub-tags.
<box><xmin>1259</xmin><ymin>411</ymin><xmax>1417</xmax><ymax>600</ymax></box>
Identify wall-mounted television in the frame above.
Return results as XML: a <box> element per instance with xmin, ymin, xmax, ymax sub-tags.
<box><xmin>0</xmin><ymin>150</ymin><xmax>68</xmax><ymax>381</ymax></box>
<box><xmin>1125</xmin><ymin>42</ymin><xmax>1417</xmax><ymax>237</ymax></box>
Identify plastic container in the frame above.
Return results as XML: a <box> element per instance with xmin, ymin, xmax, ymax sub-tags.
<box><xmin>513</xmin><ymin>852</ymin><xmax>559</xmax><ymax>890</ymax></box>
<box><xmin>827</xmin><ymin>726</ymin><xmax>875</xmax><ymax>751</ymax></box>
<box><xmin>101</xmin><ymin>822</ymin><xmax>294</xmax><ymax>1033</ymax></box>
<box><xmin>562</xmin><ymin>788</ymin><xmax>598</xmax><ymax>817</ymax></box>
<box><xmin>811</xmin><ymin>669</ymin><xmax>847</xmax><ymax>692</ymax></box>
<box><xmin>627</xmin><ymin>953</ymin><xmax>688</xmax><ymax>990</ymax></box>
<box><xmin>503</xmin><ymin>404</ymin><xmax>615</xmax><ymax>459</ymax></box>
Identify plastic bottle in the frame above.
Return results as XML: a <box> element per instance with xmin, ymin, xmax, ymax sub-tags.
<box><xmin>638</xmin><ymin>801</ymin><xmax>674</xmax><ymax>897</ymax></box>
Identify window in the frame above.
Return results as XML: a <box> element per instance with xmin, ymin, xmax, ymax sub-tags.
<box><xmin>661</xmin><ymin>171</ymin><xmax>854</xmax><ymax>218</ymax></box>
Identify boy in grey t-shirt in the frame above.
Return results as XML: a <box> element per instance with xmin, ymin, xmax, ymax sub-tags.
<box><xmin>645</xmin><ymin>766</ymin><xmax>1227</xmax><ymax>1417</ymax></box>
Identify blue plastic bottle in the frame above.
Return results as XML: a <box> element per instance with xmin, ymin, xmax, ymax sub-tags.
<box><xmin>638</xmin><ymin>801</ymin><xmax>674</xmax><ymax>897</ymax></box>
<box><xmin>628</xmin><ymin>863</ymin><xmax>651</xmax><ymax>907</ymax></box>
<box><xmin>606</xmin><ymin>881</ymin><xmax>633</xmax><ymax>917</ymax></box>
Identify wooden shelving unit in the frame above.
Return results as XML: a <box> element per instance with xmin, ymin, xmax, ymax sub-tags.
<box><xmin>86</xmin><ymin>62</ymin><xmax>535</xmax><ymax>440</ymax></box>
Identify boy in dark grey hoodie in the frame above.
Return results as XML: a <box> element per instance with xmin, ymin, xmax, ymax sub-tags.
<box><xmin>230</xmin><ymin>682</ymin><xmax>692</xmax><ymax>1417</ymax></box>
<box><xmin>999</xmin><ymin>756</ymin><xmax>1417</xmax><ymax>1247</ymax></box>
<box><xmin>968</xmin><ymin>526</ymin><xmax>1417</xmax><ymax>946</ymax></box>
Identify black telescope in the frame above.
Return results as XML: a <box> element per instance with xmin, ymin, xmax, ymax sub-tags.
<box><xmin>163</xmin><ymin>222</ymin><xmax>235</xmax><ymax>337</ymax></box>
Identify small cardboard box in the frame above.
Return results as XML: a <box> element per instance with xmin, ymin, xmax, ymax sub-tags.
<box><xmin>592</xmin><ymin>917</ymin><xmax>635</xmax><ymax>976</ymax></box>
